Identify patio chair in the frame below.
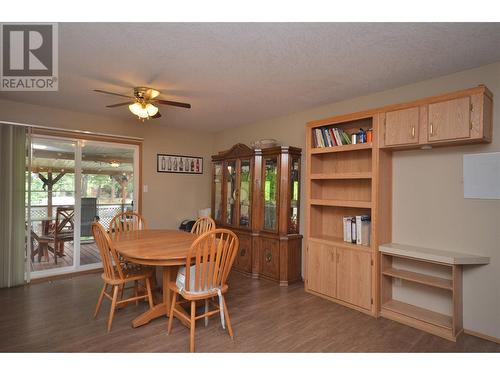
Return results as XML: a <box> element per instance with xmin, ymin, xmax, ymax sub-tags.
<box><xmin>28</xmin><ymin>225</ymin><xmax>54</xmax><ymax>263</ymax></box>
<box><xmin>53</xmin><ymin>206</ymin><xmax>75</xmax><ymax>264</ymax></box>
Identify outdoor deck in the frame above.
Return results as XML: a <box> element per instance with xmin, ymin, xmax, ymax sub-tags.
<box><xmin>31</xmin><ymin>241</ymin><xmax>101</xmax><ymax>272</ymax></box>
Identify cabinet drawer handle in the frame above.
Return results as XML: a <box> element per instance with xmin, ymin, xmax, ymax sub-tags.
<box><xmin>240</xmin><ymin>248</ymin><xmax>246</xmax><ymax>257</ymax></box>
<box><xmin>410</xmin><ymin>126</ymin><xmax>415</xmax><ymax>138</ymax></box>
<box><xmin>430</xmin><ymin>123</ymin><xmax>434</xmax><ymax>136</ymax></box>
<box><xmin>265</xmin><ymin>251</ymin><xmax>272</xmax><ymax>263</ymax></box>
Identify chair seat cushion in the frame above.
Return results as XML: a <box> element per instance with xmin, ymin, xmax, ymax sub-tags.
<box><xmin>176</xmin><ymin>264</ymin><xmax>221</xmax><ymax>295</ymax></box>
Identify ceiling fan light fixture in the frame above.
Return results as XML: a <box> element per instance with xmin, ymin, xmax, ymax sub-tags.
<box><xmin>145</xmin><ymin>103</ymin><xmax>159</xmax><ymax>117</ymax></box>
<box><xmin>128</xmin><ymin>102</ymin><xmax>158</xmax><ymax>119</ymax></box>
<box><xmin>129</xmin><ymin>102</ymin><xmax>146</xmax><ymax>117</ymax></box>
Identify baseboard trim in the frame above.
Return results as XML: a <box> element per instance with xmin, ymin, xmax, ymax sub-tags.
<box><xmin>464</xmin><ymin>329</ymin><xmax>500</xmax><ymax>344</ymax></box>
<box><xmin>29</xmin><ymin>268</ymin><xmax>102</xmax><ymax>284</ymax></box>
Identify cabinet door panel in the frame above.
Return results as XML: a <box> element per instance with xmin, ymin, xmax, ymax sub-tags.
<box><xmin>306</xmin><ymin>242</ymin><xmax>336</xmax><ymax>297</ymax></box>
<box><xmin>238</xmin><ymin>159</ymin><xmax>252</xmax><ymax>228</ymax></box>
<box><xmin>428</xmin><ymin>97</ymin><xmax>471</xmax><ymax>142</ymax></box>
<box><xmin>260</xmin><ymin>237</ymin><xmax>280</xmax><ymax>279</ymax></box>
<box><xmin>213</xmin><ymin>162</ymin><xmax>223</xmax><ymax>222</ymax></box>
<box><xmin>234</xmin><ymin>233</ymin><xmax>252</xmax><ymax>273</ymax></box>
<box><xmin>336</xmin><ymin>248</ymin><xmax>372</xmax><ymax>310</ymax></box>
<box><xmin>385</xmin><ymin>107</ymin><xmax>419</xmax><ymax>146</ymax></box>
<box><xmin>225</xmin><ymin>160</ymin><xmax>237</xmax><ymax>226</ymax></box>
<box><xmin>262</xmin><ymin>156</ymin><xmax>279</xmax><ymax>232</ymax></box>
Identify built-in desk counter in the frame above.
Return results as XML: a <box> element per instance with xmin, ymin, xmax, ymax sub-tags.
<box><xmin>379</xmin><ymin>243</ymin><xmax>490</xmax><ymax>341</ymax></box>
<box><xmin>379</xmin><ymin>243</ymin><xmax>490</xmax><ymax>265</ymax></box>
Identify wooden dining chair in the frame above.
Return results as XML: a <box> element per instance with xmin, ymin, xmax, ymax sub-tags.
<box><xmin>109</xmin><ymin>211</ymin><xmax>147</xmax><ymax>233</ymax></box>
<box><xmin>167</xmin><ymin>228</ymin><xmax>239</xmax><ymax>352</ymax></box>
<box><xmin>92</xmin><ymin>222</ymin><xmax>154</xmax><ymax>332</ymax></box>
<box><xmin>190</xmin><ymin>216</ymin><xmax>216</xmax><ymax>235</ymax></box>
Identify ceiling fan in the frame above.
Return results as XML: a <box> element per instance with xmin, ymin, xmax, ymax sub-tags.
<box><xmin>94</xmin><ymin>87</ymin><xmax>191</xmax><ymax>121</ymax></box>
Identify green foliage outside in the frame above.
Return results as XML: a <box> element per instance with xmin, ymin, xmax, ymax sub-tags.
<box><xmin>26</xmin><ymin>172</ymin><xmax>134</xmax><ymax>206</ymax></box>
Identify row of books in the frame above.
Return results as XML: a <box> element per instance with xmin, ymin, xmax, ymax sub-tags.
<box><xmin>312</xmin><ymin>127</ymin><xmax>352</xmax><ymax>148</ymax></box>
<box><xmin>342</xmin><ymin>215</ymin><xmax>371</xmax><ymax>246</ymax></box>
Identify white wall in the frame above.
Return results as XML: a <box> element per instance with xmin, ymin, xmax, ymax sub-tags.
<box><xmin>213</xmin><ymin>62</ymin><xmax>500</xmax><ymax>340</ymax></box>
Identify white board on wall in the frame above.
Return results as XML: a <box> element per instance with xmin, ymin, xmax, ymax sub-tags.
<box><xmin>463</xmin><ymin>152</ymin><xmax>500</xmax><ymax>199</ymax></box>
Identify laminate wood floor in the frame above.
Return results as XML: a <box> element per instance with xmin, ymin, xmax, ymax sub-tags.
<box><xmin>0</xmin><ymin>272</ymin><xmax>498</xmax><ymax>353</ymax></box>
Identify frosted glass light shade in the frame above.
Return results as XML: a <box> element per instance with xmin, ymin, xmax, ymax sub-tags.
<box><xmin>129</xmin><ymin>102</ymin><xmax>158</xmax><ymax>119</ymax></box>
<box><xmin>145</xmin><ymin>103</ymin><xmax>158</xmax><ymax>116</ymax></box>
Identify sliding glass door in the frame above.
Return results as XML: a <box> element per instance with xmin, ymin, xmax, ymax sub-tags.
<box><xmin>26</xmin><ymin>135</ymin><xmax>139</xmax><ymax>278</ymax></box>
<box><xmin>79</xmin><ymin>141</ymin><xmax>137</xmax><ymax>268</ymax></box>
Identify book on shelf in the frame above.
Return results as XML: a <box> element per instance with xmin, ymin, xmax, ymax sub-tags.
<box><xmin>343</xmin><ymin>215</ymin><xmax>370</xmax><ymax>246</ymax></box>
<box><xmin>343</xmin><ymin>216</ymin><xmax>352</xmax><ymax>243</ymax></box>
<box><xmin>312</xmin><ymin>126</ymin><xmax>353</xmax><ymax>148</ymax></box>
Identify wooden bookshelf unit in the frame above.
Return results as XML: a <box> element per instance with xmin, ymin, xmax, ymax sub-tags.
<box><xmin>305</xmin><ymin>114</ymin><xmax>392</xmax><ymax>316</ymax></box>
<box><xmin>304</xmin><ymin>85</ymin><xmax>492</xmax><ymax>327</ymax></box>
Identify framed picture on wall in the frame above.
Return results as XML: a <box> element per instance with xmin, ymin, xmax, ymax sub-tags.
<box><xmin>157</xmin><ymin>154</ymin><xmax>203</xmax><ymax>174</ymax></box>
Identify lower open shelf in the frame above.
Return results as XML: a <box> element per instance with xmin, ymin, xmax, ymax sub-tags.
<box><xmin>382</xmin><ymin>299</ymin><xmax>452</xmax><ymax>330</ymax></box>
<box><xmin>382</xmin><ymin>268</ymin><xmax>453</xmax><ymax>290</ymax></box>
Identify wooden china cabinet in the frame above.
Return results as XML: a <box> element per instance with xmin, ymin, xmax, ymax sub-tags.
<box><xmin>211</xmin><ymin>143</ymin><xmax>302</xmax><ymax>286</ymax></box>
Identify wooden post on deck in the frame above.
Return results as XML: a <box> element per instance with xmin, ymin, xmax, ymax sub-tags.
<box><xmin>113</xmin><ymin>174</ymin><xmax>130</xmax><ymax>212</ymax></box>
<box><xmin>37</xmin><ymin>170</ymin><xmax>66</xmax><ymax>216</ymax></box>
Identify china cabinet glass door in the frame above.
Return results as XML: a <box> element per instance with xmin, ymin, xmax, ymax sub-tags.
<box><xmin>289</xmin><ymin>156</ymin><xmax>300</xmax><ymax>233</ymax></box>
<box><xmin>239</xmin><ymin>159</ymin><xmax>251</xmax><ymax>228</ymax></box>
<box><xmin>225</xmin><ymin>160</ymin><xmax>237</xmax><ymax>226</ymax></box>
<box><xmin>263</xmin><ymin>156</ymin><xmax>278</xmax><ymax>231</ymax></box>
<box><xmin>213</xmin><ymin>162</ymin><xmax>223</xmax><ymax>222</ymax></box>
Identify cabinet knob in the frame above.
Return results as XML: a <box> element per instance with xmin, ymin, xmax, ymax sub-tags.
<box><xmin>240</xmin><ymin>248</ymin><xmax>246</xmax><ymax>257</ymax></box>
<box><xmin>265</xmin><ymin>251</ymin><xmax>272</xmax><ymax>263</ymax></box>
<box><xmin>429</xmin><ymin>123</ymin><xmax>434</xmax><ymax>136</ymax></box>
<box><xmin>410</xmin><ymin>126</ymin><xmax>415</xmax><ymax>138</ymax></box>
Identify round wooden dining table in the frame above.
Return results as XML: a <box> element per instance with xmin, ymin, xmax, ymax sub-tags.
<box><xmin>111</xmin><ymin>229</ymin><xmax>198</xmax><ymax>328</ymax></box>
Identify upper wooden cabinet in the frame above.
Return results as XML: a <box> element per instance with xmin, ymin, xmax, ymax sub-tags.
<box><xmin>428</xmin><ymin>96</ymin><xmax>471</xmax><ymax>142</ymax></box>
<box><xmin>384</xmin><ymin>107</ymin><xmax>419</xmax><ymax>146</ymax></box>
<box><xmin>380</xmin><ymin>85</ymin><xmax>493</xmax><ymax>149</ymax></box>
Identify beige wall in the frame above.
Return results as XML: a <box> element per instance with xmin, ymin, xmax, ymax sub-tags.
<box><xmin>0</xmin><ymin>98</ymin><xmax>214</xmax><ymax>230</ymax></box>
<box><xmin>213</xmin><ymin>62</ymin><xmax>500</xmax><ymax>339</ymax></box>
<box><xmin>2</xmin><ymin>61</ymin><xmax>499</xmax><ymax>339</ymax></box>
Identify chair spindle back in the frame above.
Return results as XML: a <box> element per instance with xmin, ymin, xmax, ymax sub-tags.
<box><xmin>190</xmin><ymin>216</ymin><xmax>216</xmax><ymax>235</ymax></box>
<box><xmin>109</xmin><ymin>212</ymin><xmax>147</xmax><ymax>233</ymax></box>
<box><xmin>184</xmin><ymin>229</ymin><xmax>238</xmax><ymax>293</ymax></box>
<box><xmin>92</xmin><ymin>222</ymin><xmax>124</xmax><ymax>280</ymax></box>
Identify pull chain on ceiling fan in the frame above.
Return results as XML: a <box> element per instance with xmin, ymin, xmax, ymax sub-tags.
<box><xmin>94</xmin><ymin>87</ymin><xmax>191</xmax><ymax>121</ymax></box>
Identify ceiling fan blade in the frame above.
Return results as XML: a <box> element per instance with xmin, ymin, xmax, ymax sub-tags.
<box><xmin>94</xmin><ymin>89</ymin><xmax>134</xmax><ymax>99</ymax></box>
<box><xmin>151</xmin><ymin>111</ymin><xmax>162</xmax><ymax>119</ymax></box>
<box><xmin>145</xmin><ymin>88</ymin><xmax>160</xmax><ymax>99</ymax></box>
<box><xmin>154</xmin><ymin>99</ymin><xmax>191</xmax><ymax>109</ymax></box>
<box><xmin>106</xmin><ymin>101</ymin><xmax>132</xmax><ymax>108</ymax></box>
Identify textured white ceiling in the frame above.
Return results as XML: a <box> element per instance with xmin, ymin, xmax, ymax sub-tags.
<box><xmin>2</xmin><ymin>23</ymin><xmax>500</xmax><ymax>131</ymax></box>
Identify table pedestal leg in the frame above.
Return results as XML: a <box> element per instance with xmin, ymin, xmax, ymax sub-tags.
<box><xmin>132</xmin><ymin>265</ymin><xmax>184</xmax><ymax>328</ymax></box>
